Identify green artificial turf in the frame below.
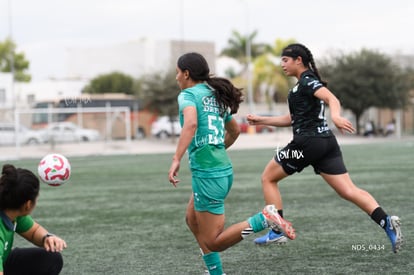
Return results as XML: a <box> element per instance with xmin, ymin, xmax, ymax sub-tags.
<box><xmin>9</xmin><ymin>141</ymin><xmax>413</xmax><ymax>274</ymax></box>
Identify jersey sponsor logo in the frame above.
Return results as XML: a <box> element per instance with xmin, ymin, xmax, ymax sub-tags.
<box><xmin>202</xmin><ymin>96</ymin><xmax>221</xmax><ymax>114</ymax></box>
<box><xmin>292</xmin><ymin>84</ymin><xmax>299</xmax><ymax>93</ymax></box>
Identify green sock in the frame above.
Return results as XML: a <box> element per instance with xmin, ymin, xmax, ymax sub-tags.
<box><xmin>202</xmin><ymin>252</ymin><xmax>223</xmax><ymax>275</ymax></box>
<box><xmin>247</xmin><ymin>212</ymin><xmax>267</xmax><ymax>233</ymax></box>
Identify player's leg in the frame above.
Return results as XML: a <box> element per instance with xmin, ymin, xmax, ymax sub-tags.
<box><xmin>261</xmin><ymin>158</ymin><xmax>288</xmax><ymax>209</ymax></box>
<box><xmin>255</xmin><ymin>158</ymin><xmax>291</xmax><ymax>245</ymax></box>
<box><xmin>321</xmin><ymin>172</ymin><xmax>403</xmax><ymax>253</ymax></box>
<box><xmin>196</xmin><ymin>208</ymin><xmax>279</xmax><ymax>252</ymax></box>
<box><xmin>185</xmin><ymin>195</ymin><xmax>224</xmax><ymax>275</ymax></box>
<box><xmin>185</xmin><ymin>194</ymin><xmax>208</xmax><ymax>250</ymax></box>
<box><xmin>321</xmin><ymin>172</ymin><xmax>379</xmax><ymax>213</ymax></box>
<box><xmin>4</xmin><ymin>247</ymin><xmax>63</xmax><ymax>275</ymax></box>
<box><xmin>191</xmin><ymin>174</ymin><xmax>292</xmax><ymax>274</ymax></box>
<box><xmin>196</xmin><ymin>204</ymin><xmax>291</xmax><ymax>275</ymax></box>
<box><xmin>193</xmin><ymin>206</ymin><xmax>271</xmax><ymax>274</ymax></box>
<box><xmin>185</xmin><ymin>194</ymin><xmax>200</xmax><ymax>236</ymax></box>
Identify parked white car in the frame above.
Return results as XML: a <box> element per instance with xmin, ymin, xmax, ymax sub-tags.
<box><xmin>151</xmin><ymin>116</ymin><xmax>181</xmax><ymax>139</ymax></box>
<box><xmin>40</xmin><ymin>122</ymin><xmax>101</xmax><ymax>143</ymax></box>
<box><xmin>0</xmin><ymin>123</ymin><xmax>45</xmax><ymax>146</ymax></box>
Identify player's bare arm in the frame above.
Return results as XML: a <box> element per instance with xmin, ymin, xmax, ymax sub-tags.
<box><xmin>224</xmin><ymin>117</ymin><xmax>240</xmax><ymax>149</ymax></box>
<box><xmin>314</xmin><ymin>87</ymin><xmax>355</xmax><ymax>134</ymax></box>
<box><xmin>246</xmin><ymin>113</ymin><xmax>291</xmax><ymax>127</ymax></box>
<box><xmin>168</xmin><ymin>106</ymin><xmax>197</xmax><ymax>186</ymax></box>
<box><xmin>19</xmin><ymin>222</ymin><xmax>67</xmax><ymax>252</ymax></box>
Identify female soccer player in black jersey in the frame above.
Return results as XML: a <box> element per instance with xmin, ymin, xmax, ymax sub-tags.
<box><xmin>247</xmin><ymin>43</ymin><xmax>403</xmax><ymax>253</ymax></box>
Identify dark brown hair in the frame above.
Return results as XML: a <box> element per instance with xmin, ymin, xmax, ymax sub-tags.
<box><xmin>0</xmin><ymin>164</ymin><xmax>39</xmax><ymax>210</ymax></box>
<box><xmin>282</xmin><ymin>43</ymin><xmax>327</xmax><ymax>86</ymax></box>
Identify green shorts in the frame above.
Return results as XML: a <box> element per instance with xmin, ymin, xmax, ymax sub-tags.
<box><xmin>192</xmin><ymin>174</ymin><xmax>233</xmax><ymax>215</ymax></box>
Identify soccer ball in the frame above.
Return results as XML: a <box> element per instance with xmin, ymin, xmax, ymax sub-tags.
<box><xmin>38</xmin><ymin>153</ymin><xmax>71</xmax><ymax>186</ymax></box>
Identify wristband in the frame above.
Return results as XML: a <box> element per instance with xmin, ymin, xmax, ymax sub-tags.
<box><xmin>42</xmin><ymin>233</ymin><xmax>55</xmax><ymax>244</ymax></box>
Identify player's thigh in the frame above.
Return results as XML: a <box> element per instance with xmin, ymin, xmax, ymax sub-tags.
<box><xmin>195</xmin><ymin>210</ymin><xmax>225</xmax><ymax>242</ymax></box>
<box><xmin>185</xmin><ymin>194</ymin><xmax>198</xmax><ymax>228</ymax></box>
<box><xmin>262</xmin><ymin>158</ymin><xmax>289</xmax><ymax>183</ymax></box>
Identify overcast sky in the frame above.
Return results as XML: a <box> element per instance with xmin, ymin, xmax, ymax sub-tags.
<box><xmin>1</xmin><ymin>0</ymin><xmax>413</xmax><ymax>80</ymax></box>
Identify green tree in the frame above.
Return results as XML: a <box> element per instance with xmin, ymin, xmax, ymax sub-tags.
<box><xmin>82</xmin><ymin>72</ymin><xmax>136</xmax><ymax>94</ymax></box>
<box><xmin>0</xmin><ymin>38</ymin><xmax>31</xmax><ymax>82</ymax></box>
<box><xmin>321</xmin><ymin>49</ymin><xmax>411</xmax><ymax>134</ymax></box>
<box><xmin>137</xmin><ymin>70</ymin><xmax>180</xmax><ymax>138</ymax></box>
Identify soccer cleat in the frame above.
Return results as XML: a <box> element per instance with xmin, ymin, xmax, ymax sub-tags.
<box><xmin>262</xmin><ymin>205</ymin><xmax>296</xmax><ymax>240</ymax></box>
<box><xmin>254</xmin><ymin>229</ymin><xmax>288</xmax><ymax>245</ymax></box>
<box><xmin>385</xmin><ymin>216</ymin><xmax>403</xmax><ymax>253</ymax></box>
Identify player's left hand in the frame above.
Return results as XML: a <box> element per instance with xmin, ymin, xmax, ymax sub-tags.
<box><xmin>332</xmin><ymin>116</ymin><xmax>355</xmax><ymax>134</ymax></box>
<box><xmin>168</xmin><ymin>160</ymin><xmax>181</xmax><ymax>187</ymax></box>
<box><xmin>44</xmin><ymin>235</ymin><xmax>67</xmax><ymax>252</ymax></box>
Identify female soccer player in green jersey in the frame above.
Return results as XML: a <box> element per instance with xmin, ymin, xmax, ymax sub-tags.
<box><xmin>0</xmin><ymin>164</ymin><xmax>67</xmax><ymax>274</ymax></box>
<box><xmin>247</xmin><ymin>43</ymin><xmax>403</xmax><ymax>253</ymax></box>
<box><xmin>168</xmin><ymin>52</ymin><xmax>296</xmax><ymax>275</ymax></box>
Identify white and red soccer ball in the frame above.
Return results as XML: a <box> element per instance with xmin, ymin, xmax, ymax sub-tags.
<box><xmin>38</xmin><ymin>153</ymin><xmax>71</xmax><ymax>186</ymax></box>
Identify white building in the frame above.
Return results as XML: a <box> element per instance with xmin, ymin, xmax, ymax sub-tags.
<box><xmin>66</xmin><ymin>38</ymin><xmax>216</xmax><ymax>79</ymax></box>
<box><xmin>15</xmin><ymin>79</ymin><xmax>88</xmax><ymax>107</ymax></box>
<box><xmin>1</xmin><ymin>38</ymin><xmax>217</xmax><ymax>111</ymax></box>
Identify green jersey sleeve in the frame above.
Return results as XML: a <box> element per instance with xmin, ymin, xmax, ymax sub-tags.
<box><xmin>15</xmin><ymin>215</ymin><xmax>35</xmax><ymax>233</ymax></box>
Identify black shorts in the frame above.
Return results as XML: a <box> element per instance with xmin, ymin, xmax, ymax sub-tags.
<box><xmin>4</xmin><ymin>247</ymin><xmax>63</xmax><ymax>275</ymax></box>
<box><xmin>274</xmin><ymin>135</ymin><xmax>347</xmax><ymax>175</ymax></box>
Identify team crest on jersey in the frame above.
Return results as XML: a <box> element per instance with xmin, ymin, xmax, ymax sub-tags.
<box><xmin>292</xmin><ymin>84</ymin><xmax>299</xmax><ymax>93</ymax></box>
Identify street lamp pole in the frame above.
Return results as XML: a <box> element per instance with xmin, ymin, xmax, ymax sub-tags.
<box><xmin>8</xmin><ymin>0</ymin><xmax>15</xmax><ymax>109</ymax></box>
<box><xmin>244</xmin><ymin>1</ymin><xmax>254</xmax><ymax>114</ymax></box>
<box><xmin>8</xmin><ymin>0</ymin><xmax>20</xmax><ymax>157</ymax></box>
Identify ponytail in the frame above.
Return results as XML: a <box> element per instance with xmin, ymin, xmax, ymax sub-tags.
<box><xmin>206</xmin><ymin>77</ymin><xmax>244</xmax><ymax>115</ymax></box>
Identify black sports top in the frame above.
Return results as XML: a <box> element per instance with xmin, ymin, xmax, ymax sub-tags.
<box><xmin>288</xmin><ymin>70</ymin><xmax>333</xmax><ymax>137</ymax></box>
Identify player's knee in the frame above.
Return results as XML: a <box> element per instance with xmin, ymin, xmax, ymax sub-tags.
<box><xmin>47</xmin><ymin>252</ymin><xmax>64</xmax><ymax>274</ymax></box>
<box><xmin>261</xmin><ymin>175</ymin><xmax>278</xmax><ymax>189</ymax></box>
<box><xmin>205</xmin><ymin>241</ymin><xmax>225</xmax><ymax>252</ymax></box>
<box><xmin>261</xmin><ymin>173</ymin><xmax>271</xmax><ymax>185</ymax></box>
<box><xmin>185</xmin><ymin>214</ymin><xmax>197</xmax><ymax>229</ymax></box>
<box><xmin>337</xmin><ymin>188</ymin><xmax>356</xmax><ymax>201</ymax></box>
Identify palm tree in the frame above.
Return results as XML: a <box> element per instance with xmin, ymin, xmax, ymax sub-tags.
<box><xmin>220</xmin><ymin>30</ymin><xmax>271</xmax><ymax>110</ymax></box>
<box><xmin>220</xmin><ymin>30</ymin><xmax>270</xmax><ymax>73</ymax></box>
